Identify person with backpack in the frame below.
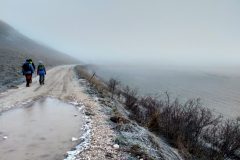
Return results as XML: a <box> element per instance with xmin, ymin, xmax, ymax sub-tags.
<box><xmin>27</xmin><ymin>59</ymin><xmax>35</xmax><ymax>70</ymax></box>
<box><xmin>37</xmin><ymin>61</ymin><xmax>46</xmax><ymax>85</ymax></box>
<box><xmin>27</xmin><ymin>59</ymin><xmax>35</xmax><ymax>83</ymax></box>
<box><xmin>22</xmin><ymin>59</ymin><xmax>34</xmax><ymax>87</ymax></box>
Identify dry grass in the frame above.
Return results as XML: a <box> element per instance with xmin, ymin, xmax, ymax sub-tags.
<box><xmin>110</xmin><ymin>110</ymin><xmax>130</xmax><ymax>125</ymax></box>
<box><xmin>128</xmin><ymin>144</ymin><xmax>154</xmax><ymax>160</ymax></box>
<box><xmin>75</xmin><ymin>65</ymin><xmax>109</xmax><ymax>96</ymax></box>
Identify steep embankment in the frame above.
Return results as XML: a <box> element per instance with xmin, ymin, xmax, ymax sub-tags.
<box><xmin>74</xmin><ymin>65</ymin><xmax>184</xmax><ymax>160</ymax></box>
<box><xmin>0</xmin><ymin>20</ymin><xmax>79</xmax><ymax>91</ymax></box>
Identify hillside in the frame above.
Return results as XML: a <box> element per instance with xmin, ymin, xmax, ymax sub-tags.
<box><xmin>0</xmin><ymin>20</ymin><xmax>80</xmax><ymax>90</ymax></box>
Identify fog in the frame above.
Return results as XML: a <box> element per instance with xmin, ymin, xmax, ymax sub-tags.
<box><xmin>0</xmin><ymin>0</ymin><xmax>240</xmax><ymax>69</ymax></box>
<box><xmin>1</xmin><ymin>0</ymin><xmax>240</xmax><ymax>117</ymax></box>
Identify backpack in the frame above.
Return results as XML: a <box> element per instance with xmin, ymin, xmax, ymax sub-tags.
<box><xmin>22</xmin><ymin>62</ymin><xmax>31</xmax><ymax>71</ymax></box>
<box><xmin>38</xmin><ymin>64</ymin><xmax>45</xmax><ymax>71</ymax></box>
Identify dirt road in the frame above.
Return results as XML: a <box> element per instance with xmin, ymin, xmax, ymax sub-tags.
<box><xmin>0</xmin><ymin>65</ymin><xmax>91</xmax><ymax>112</ymax></box>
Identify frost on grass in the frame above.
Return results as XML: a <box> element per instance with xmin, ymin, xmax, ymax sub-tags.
<box><xmin>117</xmin><ymin>122</ymin><xmax>183</xmax><ymax>160</ymax></box>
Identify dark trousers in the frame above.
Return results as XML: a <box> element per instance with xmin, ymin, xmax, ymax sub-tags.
<box><xmin>39</xmin><ymin>75</ymin><xmax>45</xmax><ymax>85</ymax></box>
<box><xmin>25</xmin><ymin>74</ymin><xmax>32</xmax><ymax>87</ymax></box>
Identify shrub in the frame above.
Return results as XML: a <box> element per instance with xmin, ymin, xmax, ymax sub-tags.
<box><xmin>128</xmin><ymin>144</ymin><xmax>154</xmax><ymax>160</ymax></box>
<box><xmin>123</xmin><ymin>93</ymin><xmax>224</xmax><ymax>157</ymax></box>
<box><xmin>162</xmin><ymin>99</ymin><xmax>220</xmax><ymax>150</ymax></box>
<box><xmin>205</xmin><ymin>119</ymin><xmax>240</xmax><ymax>158</ymax></box>
<box><xmin>123</xmin><ymin>85</ymin><xmax>138</xmax><ymax>108</ymax></box>
<box><xmin>107</xmin><ymin>78</ymin><xmax>120</xmax><ymax>98</ymax></box>
<box><xmin>138</xmin><ymin>96</ymin><xmax>161</xmax><ymax>131</ymax></box>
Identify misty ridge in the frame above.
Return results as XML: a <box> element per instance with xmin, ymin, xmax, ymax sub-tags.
<box><xmin>0</xmin><ymin>20</ymin><xmax>79</xmax><ymax>91</ymax></box>
<box><xmin>85</xmin><ymin>63</ymin><xmax>240</xmax><ymax>118</ymax></box>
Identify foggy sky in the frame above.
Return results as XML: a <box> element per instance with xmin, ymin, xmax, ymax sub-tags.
<box><xmin>0</xmin><ymin>0</ymin><xmax>240</xmax><ymax>67</ymax></box>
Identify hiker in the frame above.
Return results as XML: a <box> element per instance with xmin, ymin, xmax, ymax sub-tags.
<box><xmin>22</xmin><ymin>59</ymin><xmax>34</xmax><ymax>87</ymax></box>
<box><xmin>37</xmin><ymin>61</ymin><xmax>46</xmax><ymax>85</ymax></box>
<box><xmin>27</xmin><ymin>59</ymin><xmax>35</xmax><ymax>70</ymax></box>
<box><xmin>27</xmin><ymin>59</ymin><xmax>35</xmax><ymax>83</ymax></box>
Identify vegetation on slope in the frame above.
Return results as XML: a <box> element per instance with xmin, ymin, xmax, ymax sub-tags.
<box><xmin>75</xmin><ymin>65</ymin><xmax>240</xmax><ymax>160</ymax></box>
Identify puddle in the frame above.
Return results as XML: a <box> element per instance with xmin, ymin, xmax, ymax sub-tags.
<box><xmin>0</xmin><ymin>98</ymin><xmax>85</xmax><ymax>160</ymax></box>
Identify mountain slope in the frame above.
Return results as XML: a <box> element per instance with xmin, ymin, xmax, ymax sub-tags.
<box><xmin>0</xmin><ymin>20</ymin><xmax>80</xmax><ymax>90</ymax></box>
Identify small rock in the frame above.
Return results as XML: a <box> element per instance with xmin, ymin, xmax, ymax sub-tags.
<box><xmin>71</xmin><ymin>137</ymin><xmax>78</xmax><ymax>141</ymax></box>
<box><xmin>105</xmin><ymin>152</ymin><xmax>113</xmax><ymax>158</ymax></box>
<box><xmin>94</xmin><ymin>97</ymin><xmax>98</xmax><ymax>102</ymax></box>
<box><xmin>3</xmin><ymin>136</ymin><xmax>8</xmax><ymax>140</ymax></box>
<box><xmin>8</xmin><ymin>85</ymin><xmax>18</xmax><ymax>89</ymax></box>
<box><xmin>113</xmin><ymin>144</ymin><xmax>119</xmax><ymax>149</ymax></box>
<box><xmin>85</xmin><ymin>111</ymin><xmax>94</xmax><ymax>116</ymax></box>
<box><xmin>110</xmin><ymin>116</ymin><xmax>118</xmax><ymax>123</ymax></box>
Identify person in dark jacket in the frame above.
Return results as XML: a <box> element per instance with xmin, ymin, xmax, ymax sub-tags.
<box><xmin>27</xmin><ymin>59</ymin><xmax>35</xmax><ymax>83</ymax></box>
<box><xmin>22</xmin><ymin>59</ymin><xmax>34</xmax><ymax>87</ymax></box>
<box><xmin>37</xmin><ymin>61</ymin><xmax>46</xmax><ymax>85</ymax></box>
<box><xmin>28</xmin><ymin>59</ymin><xmax>35</xmax><ymax>70</ymax></box>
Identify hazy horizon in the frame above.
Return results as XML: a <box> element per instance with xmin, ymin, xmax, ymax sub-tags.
<box><xmin>0</xmin><ymin>0</ymin><xmax>240</xmax><ymax>68</ymax></box>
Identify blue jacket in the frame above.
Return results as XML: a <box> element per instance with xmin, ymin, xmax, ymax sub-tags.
<box><xmin>37</xmin><ymin>64</ymin><xmax>46</xmax><ymax>75</ymax></box>
<box><xmin>22</xmin><ymin>61</ymin><xmax>34</xmax><ymax>75</ymax></box>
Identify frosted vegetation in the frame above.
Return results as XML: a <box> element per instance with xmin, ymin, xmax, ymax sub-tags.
<box><xmin>75</xmin><ymin>65</ymin><xmax>240</xmax><ymax>160</ymax></box>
